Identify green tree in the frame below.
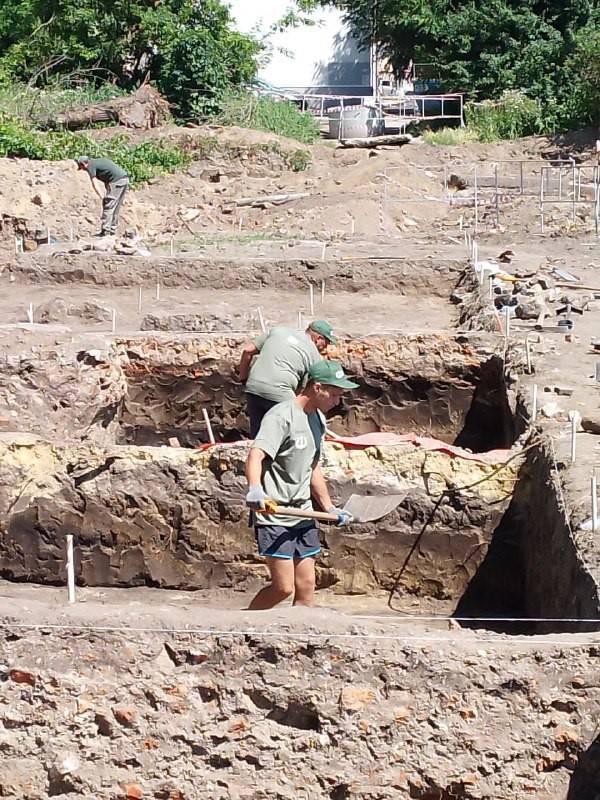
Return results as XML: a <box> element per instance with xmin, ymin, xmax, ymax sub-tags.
<box><xmin>322</xmin><ymin>0</ymin><xmax>599</xmax><ymax>132</ymax></box>
<box><xmin>155</xmin><ymin>2</ymin><xmax>259</xmax><ymax>118</ymax></box>
<box><xmin>0</xmin><ymin>0</ymin><xmax>260</xmax><ymax>120</ymax></box>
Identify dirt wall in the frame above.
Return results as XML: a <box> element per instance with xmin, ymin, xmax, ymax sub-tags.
<box><xmin>10</xmin><ymin>253</ymin><xmax>462</xmax><ymax>295</ymax></box>
<box><xmin>0</xmin><ymin>618</ymin><xmax>599</xmax><ymax>800</ymax></box>
<box><xmin>0</xmin><ymin>437</ymin><xmax>517</xmax><ymax>605</ymax></box>
<box><xmin>457</xmin><ymin>438</ymin><xmax>600</xmax><ymax>629</ymax></box>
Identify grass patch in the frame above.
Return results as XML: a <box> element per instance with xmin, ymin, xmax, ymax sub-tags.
<box><xmin>0</xmin><ymin>80</ymin><xmax>126</xmax><ymax>126</ymax></box>
<box><xmin>466</xmin><ymin>90</ymin><xmax>544</xmax><ymax>142</ymax></box>
<box><xmin>0</xmin><ymin>116</ymin><xmax>191</xmax><ymax>185</ymax></box>
<box><xmin>214</xmin><ymin>90</ymin><xmax>320</xmax><ymax>145</ymax></box>
<box><xmin>422</xmin><ymin>127</ymin><xmax>479</xmax><ymax>146</ymax></box>
<box><xmin>285</xmin><ymin>148</ymin><xmax>312</xmax><ymax>172</ymax></box>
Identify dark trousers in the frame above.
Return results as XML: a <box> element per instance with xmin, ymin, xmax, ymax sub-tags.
<box><xmin>246</xmin><ymin>393</ymin><xmax>278</xmax><ymax>438</ymax></box>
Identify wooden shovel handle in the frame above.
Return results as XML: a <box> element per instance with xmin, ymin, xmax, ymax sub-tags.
<box><xmin>265</xmin><ymin>503</ymin><xmax>339</xmax><ymax>523</ymax></box>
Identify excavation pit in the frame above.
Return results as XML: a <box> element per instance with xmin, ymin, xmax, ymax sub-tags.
<box><xmin>0</xmin><ymin>330</ymin><xmax>534</xmax><ymax>621</ymax></box>
<box><xmin>5</xmin><ymin>122</ymin><xmax>600</xmax><ymax>800</ymax></box>
<box><xmin>117</xmin><ymin>335</ymin><xmax>518</xmax><ymax>452</ymax></box>
<box><xmin>0</xmin><ymin>304</ymin><xmax>592</xmax><ymax>632</ymax></box>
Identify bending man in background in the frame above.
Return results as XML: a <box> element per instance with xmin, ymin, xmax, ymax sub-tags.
<box><xmin>238</xmin><ymin>320</ymin><xmax>337</xmax><ymax>438</ymax></box>
<box><xmin>76</xmin><ymin>155</ymin><xmax>129</xmax><ymax>237</ymax></box>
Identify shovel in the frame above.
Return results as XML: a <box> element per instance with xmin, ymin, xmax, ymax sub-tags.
<box><xmin>264</xmin><ymin>493</ymin><xmax>406</xmax><ymax>524</ymax></box>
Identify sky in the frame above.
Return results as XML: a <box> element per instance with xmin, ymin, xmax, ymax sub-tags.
<box><xmin>227</xmin><ymin>1</ymin><xmax>370</xmax><ymax>89</ymax></box>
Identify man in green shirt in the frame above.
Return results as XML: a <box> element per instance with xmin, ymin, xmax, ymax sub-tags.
<box><xmin>76</xmin><ymin>156</ymin><xmax>129</xmax><ymax>236</ymax></box>
<box><xmin>245</xmin><ymin>360</ymin><xmax>358</xmax><ymax>610</ymax></box>
<box><xmin>238</xmin><ymin>320</ymin><xmax>337</xmax><ymax>438</ymax></box>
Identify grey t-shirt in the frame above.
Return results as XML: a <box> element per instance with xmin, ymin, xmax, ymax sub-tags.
<box><xmin>252</xmin><ymin>399</ymin><xmax>326</xmax><ymax>527</ymax></box>
<box><xmin>86</xmin><ymin>157</ymin><xmax>128</xmax><ymax>184</ymax></box>
<box><xmin>245</xmin><ymin>326</ymin><xmax>321</xmax><ymax>403</ymax></box>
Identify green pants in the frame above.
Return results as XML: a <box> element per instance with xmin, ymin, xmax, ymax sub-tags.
<box><xmin>101</xmin><ymin>176</ymin><xmax>129</xmax><ymax>234</ymax></box>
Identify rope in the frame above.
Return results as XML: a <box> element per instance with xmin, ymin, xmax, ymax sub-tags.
<box><xmin>1</xmin><ymin>621</ymin><xmax>599</xmax><ymax>648</ymax></box>
<box><xmin>354</xmin><ymin>614</ymin><xmax>600</xmax><ymax>624</ymax></box>
<box><xmin>387</xmin><ymin>436</ymin><xmax>541</xmax><ymax>612</ymax></box>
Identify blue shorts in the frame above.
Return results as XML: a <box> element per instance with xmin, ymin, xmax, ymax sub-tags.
<box><xmin>255</xmin><ymin>523</ymin><xmax>321</xmax><ymax>560</ymax></box>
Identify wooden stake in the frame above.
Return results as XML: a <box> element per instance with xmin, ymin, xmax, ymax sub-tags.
<box><xmin>170</xmin><ymin>236</ymin><xmax>174</xmax><ymax>256</ymax></box>
<box><xmin>27</xmin><ymin>302</ymin><xmax>34</xmax><ymax>324</ymax></box>
<box><xmin>321</xmin><ymin>280</ymin><xmax>325</xmax><ymax>304</ymax></box>
<box><xmin>155</xmin><ymin>282</ymin><xmax>160</xmax><ymax>301</ymax></box>
<box><xmin>66</xmin><ymin>535</ymin><xmax>76</xmax><ymax>604</ymax></box>
<box><xmin>321</xmin><ymin>243</ymin><xmax>327</xmax><ymax>261</ymax></box>
<box><xmin>592</xmin><ymin>472</ymin><xmax>598</xmax><ymax>533</ymax></box>
<box><xmin>504</xmin><ymin>306</ymin><xmax>510</xmax><ymax>341</ymax></box>
<box><xmin>309</xmin><ymin>284</ymin><xmax>315</xmax><ymax>316</ymax></box>
<box><xmin>138</xmin><ymin>287</ymin><xmax>143</xmax><ymax>314</ymax></box>
<box><xmin>111</xmin><ymin>308</ymin><xmax>117</xmax><ymax>333</ymax></box>
<box><xmin>202</xmin><ymin>408</ymin><xmax>216</xmax><ymax>445</ymax></box>
<box><xmin>570</xmin><ymin>412</ymin><xmax>577</xmax><ymax>463</ymax></box>
<box><xmin>257</xmin><ymin>307</ymin><xmax>266</xmax><ymax>333</ymax></box>
<box><xmin>532</xmin><ymin>384</ymin><xmax>538</xmax><ymax>422</ymax></box>
<box><xmin>297</xmin><ymin>310</ymin><xmax>303</xmax><ymax>329</ymax></box>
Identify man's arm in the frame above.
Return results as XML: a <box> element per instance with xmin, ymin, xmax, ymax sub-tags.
<box><xmin>238</xmin><ymin>342</ymin><xmax>259</xmax><ymax>383</ymax></box>
<box><xmin>246</xmin><ymin>447</ymin><xmax>266</xmax><ymax>487</ymax></box>
<box><xmin>310</xmin><ymin>464</ymin><xmax>334</xmax><ymax>511</ymax></box>
<box><xmin>89</xmin><ymin>174</ymin><xmax>104</xmax><ymax>200</ymax></box>
<box><xmin>311</xmin><ymin>463</ymin><xmax>353</xmax><ymax>526</ymax></box>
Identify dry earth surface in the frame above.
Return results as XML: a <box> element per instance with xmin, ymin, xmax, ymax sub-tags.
<box><xmin>1</xmin><ymin>123</ymin><xmax>600</xmax><ymax>798</ymax></box>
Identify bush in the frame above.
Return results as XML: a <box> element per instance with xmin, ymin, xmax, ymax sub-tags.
<box><xmin>285</xmin><ymin>149</ymin><xmax>312</xmax><ymax>172</ymax></box>
<box><xmin>563</xmin><ymin>25</ymin><xmax>600</xmax><ymax>128</ymax></box>
<box><xmin>466</xmin><ymin>91</ymin><xmax>544</xmax><ymax>142</ymax></box>
<box><xmin>422</xmin><ymin>127</ymin><xmax>478</xmax><ymax>146</ymax></box>
<box><xmin>156</xmin><ymin>24</ymin><xmax>259</xmax><ymax>120</ymax></box>
<box><xmin>0</xmin><ymin>116</ymin><xmax>49</xmax><ymax>158</ymax></box>
<box><xmin>0</xmin><ymin>117</ymin><xmax>191</xmax><ymax>185</ymax></box>
<box><xmin>0</xmin><ymin>0</ymin><xmax>260</xmax><ymax>122</ymax></box>
<box><xmin>214</xmin><ymin>90</ymin><xmax>320</xmax><ymax>144</ymax></box>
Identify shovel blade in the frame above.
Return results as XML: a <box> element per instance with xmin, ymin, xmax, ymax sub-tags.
<box><xmin>343</xmin><ymin>493</ymin><xmax>406</xmax><ymax>524</ymax></box>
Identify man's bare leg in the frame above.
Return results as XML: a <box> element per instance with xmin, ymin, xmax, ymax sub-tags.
<box><xmin>247</xmin><ymin>557</ymin><xmax>295</xmax><ymax>610</ymax></box>
<box><xmin>292</xmin><ymin>556</ymin><xmax>316</xmax><ymax>607</ymax></box>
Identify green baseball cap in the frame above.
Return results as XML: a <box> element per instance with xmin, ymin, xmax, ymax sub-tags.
<box><xmin>308</xmin><ymin>360</ymin><xmax>358</xmax><ymax>389</ymax></box>
<box><xmin>309</xmin><ymin>319</ymin><xmax>337</xmax><ymax>344</ymax></box>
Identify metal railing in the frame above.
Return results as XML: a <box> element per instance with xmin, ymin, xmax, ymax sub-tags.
<box><xmin>380</xmin><ymin>159</ymin><xmax>600</xmax><ymax>236</ymax></box>
<box><xmin>278</xmin><ymin>90</ymin><xmax>465</xmax><ymax>128</ymax></box>
<box><xmin>378</xmin><ymin>94</ymin><xmax>465</xmax><ymax>127</ymax></box>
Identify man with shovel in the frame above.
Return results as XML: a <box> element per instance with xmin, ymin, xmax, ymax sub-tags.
<box><xmin>245</xmin><ymin>360</ymin><xmax>358</xmax><ymax>610</ymax></box>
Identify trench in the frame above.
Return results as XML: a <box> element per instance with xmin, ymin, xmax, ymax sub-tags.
<box><xmin>455</xmin><ymin>437</ymin><xmax>600</xmax><ymax>634</ymax></box>
<box><xmin>117</xmin><ymin>352</ymin><xmax>517</xmax><ymax>453</ymax></box>
<box><xmin>112</xmin><ymin>342</ymin><xmax>587</xmax><ymax>628</ymax></box>
<box><xmin>0</xmin><ymin>328</ymin><xmax>598</xmax><ymax>632</ymax></box>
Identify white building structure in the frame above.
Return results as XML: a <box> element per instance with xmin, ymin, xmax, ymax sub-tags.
<box><xmin>228</xmin><ymin>0</ymin><xmax>374</xmax><ymax>95</ymax></box>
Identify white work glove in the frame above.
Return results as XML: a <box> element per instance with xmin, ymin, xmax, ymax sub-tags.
<box><xmin>246</xmin><ymin>485</ymin><xmax>267</xmax><ymax>510</ymax></box>
<box><xmin>328</xmin><ymin>506</ymin><xmax>353</xmax><ymax>527</ymax></box>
